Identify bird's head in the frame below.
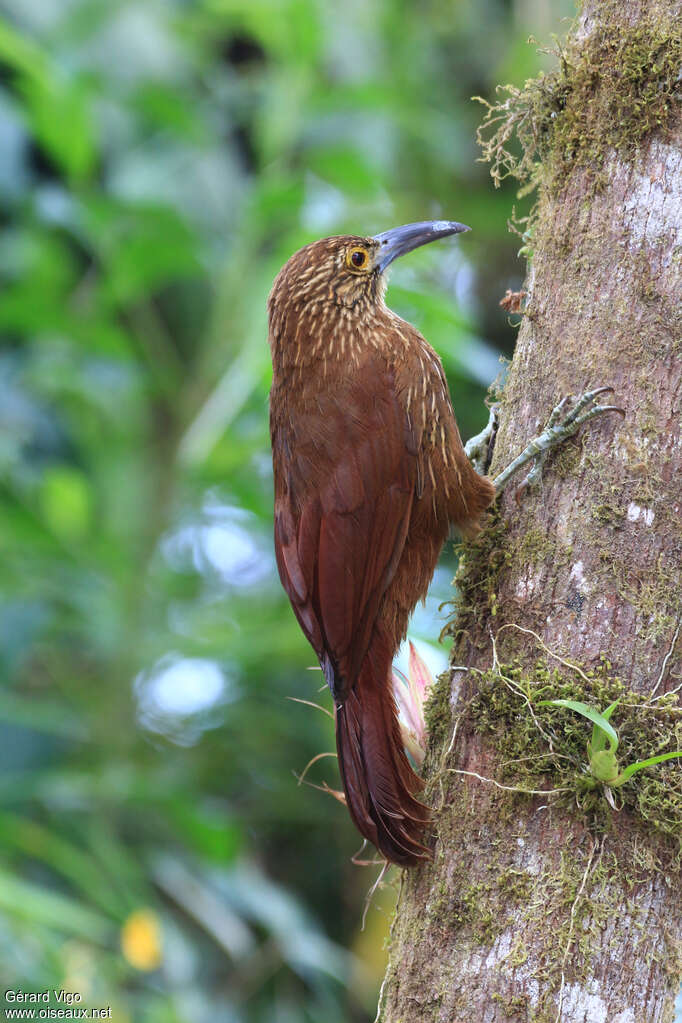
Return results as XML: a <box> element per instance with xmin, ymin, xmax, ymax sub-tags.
<box><xmin>268</xmin><ymin>220</ymin><xmax>470</xmax><ymax>327</ymax></box>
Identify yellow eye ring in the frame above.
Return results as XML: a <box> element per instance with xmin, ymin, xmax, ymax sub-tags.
<box><xmin>346</xmin><ymin>247</ymin><xmax>370</xmax><ymax>272</ymax></box>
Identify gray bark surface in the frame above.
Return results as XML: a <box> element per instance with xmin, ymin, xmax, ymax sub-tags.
<box><xmin>378</xmin><ymin>1</ymin><xmax>682</xmax><ymax>1020</ymax></box>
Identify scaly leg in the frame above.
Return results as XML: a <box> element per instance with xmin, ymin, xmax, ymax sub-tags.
<box><xmin>491</xmin><ymin>387</ymin><xmax>625</xmax><ymax>497</ymax></box>
<box><xmin>464</xmin><ymin>404</ymin><xmax>499</xmax><ymax>475</ymax></box>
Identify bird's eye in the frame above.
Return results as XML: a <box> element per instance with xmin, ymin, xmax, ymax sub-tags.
<box><xmin>347</xmin><ymin>247</ymin><xmax>369</xmax><ymax>271</ymax></box>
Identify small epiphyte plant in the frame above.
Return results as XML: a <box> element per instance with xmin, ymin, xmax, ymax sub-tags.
<box><xmin>539</xmin><ymin>698</ymin><xmax>682</xmax><ymax>792</ymax></box>
<box><xmin>393</xmin><ymin>642</ymin><xmax>434</xmax><ymax>768</ymax></box>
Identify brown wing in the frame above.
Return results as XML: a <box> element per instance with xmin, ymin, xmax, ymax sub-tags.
<box><xmin>272</xmin><ymin>364</ymin><xmax>418</xmax><ymax>702</ymax></box>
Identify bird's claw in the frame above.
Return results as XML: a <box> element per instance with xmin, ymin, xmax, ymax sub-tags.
<box><xmin>555</xmin><ymin>386</ymin><xmax>625</xmax><ymax>431</ymax></box>
<box><xmin>493</xmin><ymin>387</ymin><xmax>625</xmax><ymax>498</ymax></box>
<box><xmin>464</xmin><ymin>404</ymin><xmax>500</xmax><ymax>475</ymax></box>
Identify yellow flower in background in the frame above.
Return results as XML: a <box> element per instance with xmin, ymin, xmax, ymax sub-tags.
<box><xmin>121</xmin><ymin>909</ymin><xmax>162</xmax><ymax>971</ymax></box>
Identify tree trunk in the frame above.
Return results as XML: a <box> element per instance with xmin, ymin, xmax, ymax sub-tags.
<box><xmin>378</xmin><ymin>1</ymin><xmax>682</xmax><ymax>1020</ymax></box>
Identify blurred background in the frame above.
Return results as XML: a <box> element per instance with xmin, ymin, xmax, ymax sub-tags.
<box><xmin>7</xmin><ymin>1</ymin><xmax>677</xmax><ymax>1022</ymax></box>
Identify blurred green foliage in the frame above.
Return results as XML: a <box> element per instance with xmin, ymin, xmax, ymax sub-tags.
<box><xmin>0</xmin><ymin>0</ymin><xmax>582</xmax><ymax>1020</ymax></box>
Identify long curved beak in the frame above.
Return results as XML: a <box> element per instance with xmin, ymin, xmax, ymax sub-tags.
<box><xmin>372</xmin><ymin>220</ymin><xmax>470</xmax><ymax>272</ymax></box>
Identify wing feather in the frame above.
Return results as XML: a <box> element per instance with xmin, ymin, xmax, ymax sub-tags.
<box><xmin>272</xmin><ymin>363</ymin><xmax>416</xmax><ymax>701</ymax></box>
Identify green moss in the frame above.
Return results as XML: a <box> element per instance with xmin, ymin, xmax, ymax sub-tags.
<box><xmin>423</xmin><ymin>669</ymin><xmax>454</xmax><ymax>752</ymax></box>
<box><xmin>445</xmin><ymin>511</ymin><xmax>576</xmax><ymax>652</ymax></box>
<box><xmin>393</xmin><ymin>686</ymin><xmax>680</xmax><ymax>1018</ymax></box>
<box><xmin>476</xmin><ymin>16</ymin><xmax>682</xmax><ymax>196</ymax></box>
<box><xmin>465</xmin><ymin>654</ymin><xmax>682</xmax><ymax>854</ymax></box>
<box><xmin>607</xmin><ymin>552</ymin><xmax>680</xmax><ymax>645</ymax></box>
<box><xmin>551</xmin><ymin>436</ymin><xmax>584</xmax><ymax>479</ymax></box>
<box><xmin>419</xmin><ymin>761</ymin><xmax>656</xmax><ymax>1009</ymax></box>
<box><xmin>514</xmin><ymin>523</ymin><xmax>570</xmax><ymax>569</ymax></box>
<box><xmin>592</xmin><ymin>501</ymin><xmax>626</xmax><ymax>527</ymax></box>
<box><xmin>427</xmin><ymin>859</ymin><xmax>535</xmax><ymax>946</ymax></box>
<box><xmin>492</xmin><ymin>991</ymin><xmax>532</xmax><ymax>1016</ymax></box>
<box><xmin>446</xmin><ymin>511</ymin><xmax>511</xmax><ymax>646</ymax></box>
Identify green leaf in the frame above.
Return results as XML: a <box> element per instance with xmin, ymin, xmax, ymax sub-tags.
<box><xmin>40</xmin><ymin>466</ymin><xmax>93</xmax><ymax>540</ymax></box>
<box><xmin>590</xmin><ymin>700</ymin><xmax>620</xmax><ymax>754</ymax></box>
<box><xmin>614</xmin><ymin>751</ymin><xmax>682</xmax><ymax>786</ymax></box>
<box><xmin>600</xmin><ymin>701</ymin><xmax>619</xmax><ymax>721</ymax></box>
<box><xmin>0</xmin><ymin>865</ymin><xmax>111</xmax><ymax>941</ymax></box>
<box><xmin>0</xmin><ymin>22</ymin><xmax>96</xmax><ymax>183</ymax></box>
<box><xmin>81</xmin><ymin>199</ymin><xmax>200</xmax><ymax>306</ymax></box>
<box><xmin>308</xmin><ymin>146</ymin><xmax>381</xmax><ymax>195</ymax></box>
<box><xmin>538</xmin><ymin>699</ymin><xmax>619</xmax><ymax>752</ymax></box>
<box><xmin>0</xmin><ymin>692</ymin><xmax>88</xmax><ymax>740</ymax></box>
<box><xmin>0</xmin><ymin>813</ymin><xmax>127</xmax><ymax>919</ymax></box>
<box><xmin>168</xmin><ymin>802</ymin><xmax>243</xmax><ymax>863</ymax></box>
<box><xmin>589</xmin><ymin>749</ymin><xmax>619</xmax><ymax>784</ymax></box>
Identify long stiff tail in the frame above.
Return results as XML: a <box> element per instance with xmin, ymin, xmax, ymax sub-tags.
<box><xmin>335</xmin><ymin>630</ymin><xmax>430</xmax><ymax>866</ymax></box>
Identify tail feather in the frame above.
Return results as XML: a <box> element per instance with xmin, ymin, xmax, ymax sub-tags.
<box><xmin>335</xmin><ymin>630</ymin><xmax>430</xmax><ymax>866</ymax></box>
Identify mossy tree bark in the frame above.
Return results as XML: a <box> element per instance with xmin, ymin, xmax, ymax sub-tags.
<box><xmin>378</xmin><ymin>1</ymin><xmax>682</xmax><ymax>1021</ymax></box>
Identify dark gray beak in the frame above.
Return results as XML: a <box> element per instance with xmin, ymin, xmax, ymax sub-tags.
<box><xmin>372</xmin><ymin>220</ymin><xmax>470</xmax><ymax>272</ymax></box>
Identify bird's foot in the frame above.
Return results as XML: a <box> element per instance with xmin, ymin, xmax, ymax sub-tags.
<box><xmin>464</xmin><ymin>404</ymin><xmax>500</xmax><ymax>475</ymax></box>
<box><xmin>492</xmin><ymin>386</ymin><xmax>625</xmax><ymax>499</ymax></box>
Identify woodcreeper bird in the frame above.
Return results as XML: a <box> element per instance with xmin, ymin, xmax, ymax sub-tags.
<box><xmin>268</xmin><ymin>221</ymin><xmax>621</xmax><ymax>866</ymax></box>
<box><xmin>268</xmin><ymin>221</ymin><xmax>495</xmax><ymax>865</ymax></box>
